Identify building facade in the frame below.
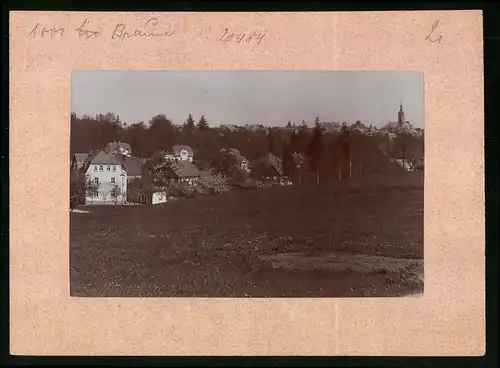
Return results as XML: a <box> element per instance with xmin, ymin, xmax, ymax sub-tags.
<box><xmin>81</xmin><ymin>151</ymin><xmax>128</xmax><ymax>204</ymax></box>
<box><xmin>164</xmin><ymin>145</ymin><xmax>194</xmax><ymax>163</ymax></box>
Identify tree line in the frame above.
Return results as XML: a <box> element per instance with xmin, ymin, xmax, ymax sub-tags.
<box><xmin>71</xmin><ymin>112</ymin><xmax>424</xmax><ymax>183</ymax></box>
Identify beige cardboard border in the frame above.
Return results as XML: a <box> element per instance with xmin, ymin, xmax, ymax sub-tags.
<box><xmin>10</xmin><ymin>11</ymin><xmax>484</xmax><ymax>356</ymax></box>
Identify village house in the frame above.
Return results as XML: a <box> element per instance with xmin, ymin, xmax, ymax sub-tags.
<box><xmin>164</xmin><ymin>145</ymin><xmax>194</xmax><ymax>162</ymax></box>
<box><xmin>395</xmin><ymin>157</ymin><xmax>424</xmax><ymax>172</ymax></box>
<box><xmin>71</xmin><ymin>153</ymin><xmax>89</xmax><ymax>172</ymax></box>
<box><xmin>221</xmin><ymin>147</ymin><xmax>251</xmax><ymax>172</ymax></box>
<box><xmin>349</xmin><ymin>121</ymin><xmax>369</xmax><ymax>134</ymax></box>
<box><xmin>267</xmin><ymin>152</ymin><xmax>283</xmax><ymax>177</ymax></box>
<box><xmin>115</xmin><ymin>155</ymin><xmax>144</xmax><ymax>183</ymax></box>
<box><xmin>253</xmin><ymin>152</ymin><xmax>286</xmax><ymax>183</ymax></box>
<box><xmin>394</xmin><ymin>158</ymin><xmax>414</xmax><ymax>172</ymax></box>
<box><xmin>104</xmin><ymin>141</ymin><xmax>132</xmax><ymax>157</ymax></box>
<box><xmin>79</xmin><ymin>150</ymin><xmax>128</xmax><ymax>204</ymax></box>
<box><xmin>102</xmin><ymin>140</ymin><xmax>144</xmax><ymax>183</ymax></box>
<box><xmin>152</xmin><ymin>159</ymin><xmax>201</xmax><ymax>187</ymax></box>
<box><xmin>161</xmin><ymin>160</ymin><xmax>201</xmax><ymax>185</ymax></box>
<box><xmin>291</xmin><ymin>152</ymin><xmax>306</xmax><ymax>169</ymax></box>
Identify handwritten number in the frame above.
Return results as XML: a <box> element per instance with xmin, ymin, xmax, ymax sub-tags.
<box><xmin>218</xmin><ymin>28</ymin><xmax>229</xmax><ymax>42</ymax></box>
<box><xmin>425</xmin><ymin>20</ymin><xmax>442</xmax><ymax>44</ymax></box>
<box><xmin>29</xmin><ymin>23</ymin><xmax>64</xmax><ymax>38</ymax></box>
<box><xmin>27</xmin><ymin>19</ymin><xmax>270</xmax><ymax>45</ymax></box>
<box><xmin>218</xmin><ymin>28</ymin><xmax>266</xmax><ymax>45</ymax></box>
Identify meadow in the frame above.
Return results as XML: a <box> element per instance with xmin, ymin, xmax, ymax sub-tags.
<box><xmin>70</xmin><ymin>172</ymin><xmax>424</xmax><ymax>297</ymax></box>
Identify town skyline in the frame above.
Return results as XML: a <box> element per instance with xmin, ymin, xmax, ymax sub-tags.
<box><xmin>71</xmin><ymin>71</ymin><xmax>424</xmax><ymax>128</ymax></box>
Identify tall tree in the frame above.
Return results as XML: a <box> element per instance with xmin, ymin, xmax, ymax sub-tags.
<box><xmin>282</xmin><ymin>141</ymin><xmax>295</xmax><ymax>179</ymax></box>
<box><xmin>306</xmin><ymin>125</ymin><xmax>324</xmax><ymax>184</ymax></box>
<box><xmin>184</xmin><ymin>113</ymin><xmax>196</xmax><ymax>129</ymax></box>
<box><xmin>125</xmin><ymin>121</ymin><xmax>148</xmax><ymax>158</ymax></box>
<box><xmin>268</xmin><ymin>127</ymin><xmax>275</xmax><ymax>154</ymax></box>
<box><xmin>286</xmin><ymin>121</ymin><xmax>292</xmax><ymax>128</ymax></box>
<box><xmin>295</xmin><ymin>126</ymin><xmax>310</xmax><ymax>153</ymax></box>
<box><xmin>148</xmin><ymin>115</ymin><xmax>176</xmax><ymax>157</ymax></box>
<box><xmin>289</xmin><ymin>130</ymin><xmax>301</xmax><ymax>153</ymax></box>
<box><xmin>340</xmin><ymin>122</ymin><xmax>351</xmax><ymax>179</ymax></box>
<box><xmin>314</xmin><ymin>117</ymin><xmax>321</xmax><ymax>127</ymax></box>
<box><xmin>183</xmin><ymin>113</ymin><xmax>196</xmax><ymax>143</ymax></box>
<box><xmin>197</xmin><ymin>115</ymin><xmax>209</xmax><ymax>130</ymax></box>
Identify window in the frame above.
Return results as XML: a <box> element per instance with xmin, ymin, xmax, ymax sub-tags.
<box><xmin>94</xmin><ymin>177</ymin><xmax>99</xmax><ymax>184</ymax></box>
<box><xmin>112</xmin><ymin>166</ymin><xmax>116</xmax><ymax>171</ymax></box>
<box><xmin>94</xmin><ymin>166</ymin><xmax>97</xmax><ymax>171</ymax></box>
<box><xmin>99</xmin><ymin>165</ymin><xmax>103</xmax><ymax>171</ymax></box>
<box><xmin>107</xmin><ymin>165</ymin><xmax>110</xmax><ymax>171</ymax></box>
<box><xmin>111</xmin><ymin>178</ymin><xmax>115</xmax><ymax>184</ymax></box>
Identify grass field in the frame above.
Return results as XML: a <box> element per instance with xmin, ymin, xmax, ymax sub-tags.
<box><xmin>70</xmin><ymin>172</ymin><xmax>424</xmax><ymax>297</ymax></box>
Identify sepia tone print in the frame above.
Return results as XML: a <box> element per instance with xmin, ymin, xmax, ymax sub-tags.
<box><xmin>70</xmin><ymin>71</ymin><xmax>424</xmax><ymax>298</ymax></box>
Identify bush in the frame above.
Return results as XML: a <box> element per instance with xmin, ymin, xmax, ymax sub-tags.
<box><xmin>167</xmin><ymin>182</ymin><xmax>193</xmax><ymax>198</ymax></box>
<box><xmin>162</xmin><ymin>174</ymin><xmax>232</xmax><ymax>200</ymax></box>
<box><xmin>198</xmin><ymin>173</ymin><xmax>232</xmax><ymax>194</ymax></box>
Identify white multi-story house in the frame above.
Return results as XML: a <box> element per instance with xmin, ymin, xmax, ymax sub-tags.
<box><xmin>164</xmin><ymin>145</ymin><xmax>194</xmax><ymax>162</ymax></box>
<box><xmin>80</xmin><ymin>150</ymin><xmax>128</xmax><ymax>204</ymax></box>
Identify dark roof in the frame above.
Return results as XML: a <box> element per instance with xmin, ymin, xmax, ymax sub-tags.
<box><xmin>228</xmin><ymin>148</ymin><xmax>241</xmax><ymax>159</ymax></box>
<box><xmin>172</xmin><ymin>145</ymin><xmax>194</xmax><ymax>156</ymax></box>
<box><xmin>267</xmin><ymin>153</ymin><xmax>283</xmax><ymax>176</ymax></box>
<box><xmin>220</xmin><ymin>147</ymin><xmax>250</xmax><ymax>165</ymax></box>
<box><xmin>199</xmin><ymin>170</ymin><xmax>212</xmax><ymax>179</ymax></box>
<box><xmin>74</xmin><ymin>153</ymin><xmax>89</xmax><ymax>163</ymax></box>
<box><xmin>88</xmin><ymin>150</ymin><xmax>121</xmax><ymax>165</ymax></box>
<box><xmin>82</xmin><ymin>151</ymin><xmax>99</xmax><ymax>167</ymax></box>
<box><xmin>167</xmin><ymin>161</ymin><xmax>200</xmax><ymax>178</ymax></box>
<box><xmin>116</xmin><ymin>156</ymin><xmax>143</xmax><ymax>176</ymax></box>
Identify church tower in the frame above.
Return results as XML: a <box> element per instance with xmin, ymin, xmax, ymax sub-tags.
<box><xmin>398</xmin><ymin>100</ymin><xmax>405</xmax><ymax>127</ymax></box>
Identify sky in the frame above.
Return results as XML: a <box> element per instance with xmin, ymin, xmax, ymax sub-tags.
<box><xmin>71</xmin><ymin>71</ymin><xmax>424</xmax><ymax>128</ymax></box>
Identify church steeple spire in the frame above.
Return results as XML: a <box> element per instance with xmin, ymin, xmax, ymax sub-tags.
<box><xmin>398</xmin><ymin>99</ymin><xmax>405</xmax><ymax>126</ymax></box>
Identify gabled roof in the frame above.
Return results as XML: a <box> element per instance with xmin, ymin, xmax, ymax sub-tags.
<box><xmin>167</xmin><ymin>161</ymin><xmax>200</xmax><ymax>178</ymax></box>
<box><xmin>87</xmin><ymin>150</ymin><xmax>121</xmax><ymax>165</ymax></box>
<box><xmin>82</xmin><ymin>151</ymin><xmax>99</xmax><ymax>166</ymax></box>
<box><xmin>73</xmin><ymin>153</ymin><xmax>89</xmax><ymax>163</ymax></box>
<box><xmin>172</xmin><ymin>145</ymin><xmax>194</xmax><ymax>156</ymax></box>
<box><xmin>116</xmin><ymin>155</ymin><xmax>143</xmax><ymax>176</ymax></box>
<box><xmin>267</xmin><ymin>152</ymin><xmax>283</xmax><ymax>176</ymax></box>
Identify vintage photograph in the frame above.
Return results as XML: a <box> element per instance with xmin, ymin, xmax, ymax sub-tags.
<box><xmin>70</xmin><ymin>71</ymin><xmax>424</xmax><ymax>298</ymax></box>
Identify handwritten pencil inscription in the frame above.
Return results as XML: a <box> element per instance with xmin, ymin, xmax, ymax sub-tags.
<box><xmin>28</xmin><ymin>23</ymin><xmax>65</xmax><ymax>38</ymax></box>
<box><xmin>111</xmin><ymin>18</ymin><xmax>176</xmax><ymax>41</ymax></box>
<box><xmin>425</xmin><ymin>20</ymin><xmax>442</xmax><ymax>44</ymax></box>
<box><xmin>76</xmin><ymin>19</ymin><xmax>100</xmax><ymax>39</ymax></box>
<box><xmin>218</xmin><ymin>28</ymin><xmax>267</xmax><ymax>44</ymax></box>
